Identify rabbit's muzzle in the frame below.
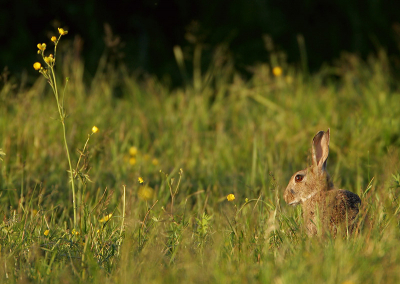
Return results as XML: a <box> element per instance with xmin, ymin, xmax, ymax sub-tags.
<box><xmin>284</xmin><ymin>187</ymin><xmax>300</xmax><ymax>206</ymax></box>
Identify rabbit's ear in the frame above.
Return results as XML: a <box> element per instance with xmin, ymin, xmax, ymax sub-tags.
<box><xmin>312</xmin><ymin>129</ymin><xmax>330</xmax><ymax>171</ymax></box>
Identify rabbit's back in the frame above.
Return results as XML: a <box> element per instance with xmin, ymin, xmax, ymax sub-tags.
<box><xmin>329</xmin><ymin>189</ymin><xmax>361</xmax><ymax>225</ymax></box>
<box><xmin>304</xmin><ymin>189</ymin><xmax>361</xmax><ymax>235</ymax></box>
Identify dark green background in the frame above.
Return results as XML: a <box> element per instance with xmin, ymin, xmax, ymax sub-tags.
<box><xmin>2</xmin><ymin>0</ymin><xmax>400</xmax><ymax>85</ymax></box>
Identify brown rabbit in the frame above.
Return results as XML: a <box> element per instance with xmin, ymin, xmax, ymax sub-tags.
<box><xmin>283</xmin><ymin>129</ymin><xmax>361</xmax><ymax>236</ymax></box>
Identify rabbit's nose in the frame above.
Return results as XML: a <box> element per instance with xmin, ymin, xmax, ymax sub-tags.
<box><xmin>284</xmin><ymin>188</ymin><xmax>294</xmax><ymax>203</ymax></box>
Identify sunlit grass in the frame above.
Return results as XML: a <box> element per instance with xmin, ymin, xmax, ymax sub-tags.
<box><xmin>0</xmin><ymin>35</ymin><xmax>400</xmax><ymax>283</ymax></box>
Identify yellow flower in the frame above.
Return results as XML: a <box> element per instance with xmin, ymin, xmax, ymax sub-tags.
<box><xmin>44</xmin><ymin>229</ymin><xmax>50</xmax><ymax>236</ymax></box>
<box><xmin>71</xmin><ymin>229</ymin><xmax>80</xmax><ymax>235</ymax></box>
<box><xmin>245</xmin><ymin>198</ymin><xmax>249</xmax><ymax>203</ymax></box>
<box><xmin>92</xmin><ymin>126</ymin><xmax>99</xmax><ymax>133</ymax></box>
<box><xmin>129</xmin><ymin>157</ymin><xmax>136</xmax><ymax>165</ymax></box>
<box><xmin>227</xmin><ymin>194</ymin><xmax>235</xmax><ymax>202</ymax></box>
<box><xmin>152</xmin><ymin>158</ymin><xmax>159</xmax><ymax>166</ymax></box>
<box><xmin>51</xmin><ymin>36</ymin><xmax>57</xmax><ymax>42</ymax></box>
<box><xmin>129</xmin><ymin>146</ymin><xmax>138</xmax><ymax>156</ymax></box>
<box><xmin>44</xmin><ymin>57</ymin><xmax>54</xmax><ymax>64</ymax></box>
<box><xmin>99</xmin><ymin>213</ymin><xmax>113</xmax><ymax>223</ymax></box>
<box><xmin>272</xmin><ymin>66</ymin><xmax>282</xmax><ymax>77</ymax></box>
<box><xmin>33</xmin><ymin>62</ymin><xmax>41</xmax><ymax>70</ymax></box>
<box><xmin>138</xmin><ymin>177</ymin><xmax>144</xmax><ymax>184</ymax></box>
<box><xmin>37</xmin><ymin>43</ymin><xmax>46</xmax><ymax>51</ymax></box>
<box><xmin>138</xmin><ymin>186</ymin><xmax>154</xmax><ymax>201</ymax></box>
<box><xmin>58</xmin><ymin>28</ymin><xmax>68</xmax><ymax>35</ymax></box>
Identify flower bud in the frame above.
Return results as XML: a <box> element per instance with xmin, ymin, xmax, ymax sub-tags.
<box><xmin>33</xmin><ymin>62</ymin><xmax>41</xmax><ymax>70</ymax></box>
<box><xmin>58</xmin><ymin>28</ymin><xmax>68</xmax><ymax>35</ymax></box>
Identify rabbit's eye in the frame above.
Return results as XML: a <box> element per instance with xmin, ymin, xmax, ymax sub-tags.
<box><xmin>295</xmin><ymin>175</ymin><xmax>304</xmax><ymax>182</ymax></box>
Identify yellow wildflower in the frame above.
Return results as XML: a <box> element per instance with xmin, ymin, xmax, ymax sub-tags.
<box><xmin>58</xmin><ymin>28</ymin><xmax>68</xmax><ymax>35</ymax></box>
<box><xmin>44</xmin><ymin>56</ymin><xmax>54</xmax><ymax>64</ymax></box>
<box><xmin>129</xmin><ymin>146</ymin><xmax>138</xmax><ymax>156</ymax></box>
<box><xmin>152</xmin><ymin>158</ymin><xmax>159</xmax><ymax>166</ymax></box>
<box><xmin>33</xmin><ymin>62</ymin><xmax>41</xmax><ymax>70</ymax></box>
<box><xmin>227</xmin><ymin>194</ymin><xmax>235</xmax><ymax>202</ymax></box>
<box><xmin>245</xmin><ymin>198</ymin><xmax>249</xmax><ymax>203</ymax></box>
<box><xmin>51</xmin><ymin>36</ymin><xmax>57</xmax><ymax>42</ymax></box>
<box><xmin>44</xmin><ymin>229</ymin><xmax>50</xmax><ymax>236</ymax></box>
<box><xmin>129</xmin><ymin>157</ymin><xmax>136</xmax><ymax>165</ymax></box>
<box><xmin>138</xmin><ymin>177</ymin><xmax>144</xmax><ymax>184</ymax></box>
<box><xmin>138</xmin><ymin>186</ymin><xmax>154</xmax><ymax>201</ymax></box>
<box><xmin>272</xmin><ymin>66</ymin><xmax>282</xmax><ymax>77</ymax></box>
<box><xmin>37</xmin><ymin>43</ymin><xmax>46</xmax><ymax>51</ymax></box>
<box><xmin>99</xmin><ymin>213</ymin><xmax>113</xmax><ymax>223</ymax></box>
<box><xmin>71</xmin><ymin>229</ymin><xmax>79</xmax><ymax>235</ymax></box>
<box><xmin>92</xmin><ymin>126</ymin><xmax>99</xmax><ymax>133</ymax></box>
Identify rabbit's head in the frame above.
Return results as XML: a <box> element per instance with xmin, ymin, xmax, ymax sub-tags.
<box><xmin>284</xmin><ymin>129</ymin><xmax>333</xmax><ymax>206</ymax></box>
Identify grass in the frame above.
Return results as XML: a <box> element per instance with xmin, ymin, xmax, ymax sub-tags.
<box><xmin>0</xmin><ymin>36</ymin><xmax>400</xmax><ymax>283</ymax></box>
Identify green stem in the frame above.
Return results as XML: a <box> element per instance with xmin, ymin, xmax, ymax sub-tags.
<box><xmin>50</xmin><ymin>66</ymin><xmax>77</xmax><ymax>229</ymax></box>
<box><xmin>74</xmin><ymin>134</ymin><xmax>91</xmax><ymax>177</ymax></box>
<box><xmin>120</xmin><ymin>185</ymin><xmax>126</xmax><ymax>237</ymax></box>
<box><xmin>62</xmin><ymin>120</ymin><xmax>77</xmax><ymax>228</ymax></box>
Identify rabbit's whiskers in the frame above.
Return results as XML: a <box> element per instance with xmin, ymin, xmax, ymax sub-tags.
<box><xmin>288</xmin><ymin>191</ymin><xmax>318</xmax><ymax>206</ymax></box>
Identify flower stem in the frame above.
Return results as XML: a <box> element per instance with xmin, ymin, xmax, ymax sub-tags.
<box><xmin>74</xmin><ymin>134</ymin><xmax>91</xmax><ymax>177</ymax></box>
<box><xmin>61</xmin><ymin>120</ymin><xmax>77</xmax><ymax>228</ymax></box>
<box><xmin>50</xmin><ymin>66</ymin><xmax>77</xmax><ymax>229</ymax></box>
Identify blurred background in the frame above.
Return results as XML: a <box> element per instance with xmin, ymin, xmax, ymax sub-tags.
<box><xmin>2</xmin><ymin>0</ymin><xmax>400</xmax><ymax>86</ymax></box>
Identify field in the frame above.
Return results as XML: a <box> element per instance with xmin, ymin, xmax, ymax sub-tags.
<box><xmin>1</xmin><ymin>36</ymin><xmax>400</xmax><ymax>283</ymax></box>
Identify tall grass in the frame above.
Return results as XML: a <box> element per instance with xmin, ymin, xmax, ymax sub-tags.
<box><xmin>0</xmin><ymin>39</ymin><xmax>400</xmax><ymax>283</ymax></box>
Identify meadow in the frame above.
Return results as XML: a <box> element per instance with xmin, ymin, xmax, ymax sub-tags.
<box><xmin>0</xmin><ymin>32</ymin><xmax>400</xmax><ymax>283</ymax></box>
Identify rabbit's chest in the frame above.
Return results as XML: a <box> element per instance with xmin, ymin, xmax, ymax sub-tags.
<box><xmin>302</xmin><ymin>193</ymin><xmax>331</xmax><ymax>235</ymax></box>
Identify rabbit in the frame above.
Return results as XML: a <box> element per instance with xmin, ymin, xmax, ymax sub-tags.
<box><xmin>283</xmin><ymin>129</ymin><xmax>361</xmax><ymax>236</ymax></box>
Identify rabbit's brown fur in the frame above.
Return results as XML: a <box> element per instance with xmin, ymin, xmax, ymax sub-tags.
<box><xmin>283</xmin><ymin>129</ymin><xmax>361</xmax><ymax>236</ymax></box>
